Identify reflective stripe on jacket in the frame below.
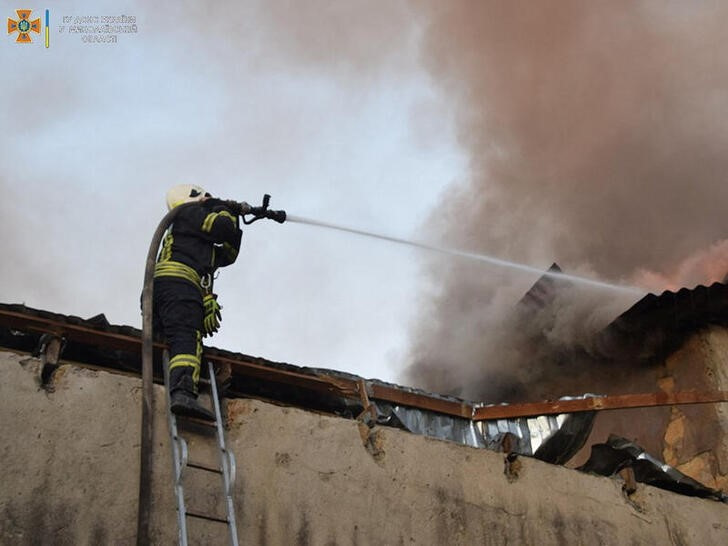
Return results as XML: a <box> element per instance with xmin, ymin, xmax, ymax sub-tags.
<box><xmin>154</xmin><ymin>199</ymin><xmax>243</xmax><ymax>290</ymax></box>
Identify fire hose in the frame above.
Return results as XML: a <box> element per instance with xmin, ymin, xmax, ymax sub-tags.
<box><xmin>137</xmin><ymin>194</ymin><xmax>285</xmax><ymax>545</ymax></box>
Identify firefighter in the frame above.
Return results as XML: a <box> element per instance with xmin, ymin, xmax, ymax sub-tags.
<box><xmin>153</xmin><ymin>184</ymin><xmax>247</xmax><ymax>421</ymax></box>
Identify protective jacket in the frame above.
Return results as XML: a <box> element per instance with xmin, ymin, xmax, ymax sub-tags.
<box><xmin>153</xmin><ymin>199</ymin><xmax>242</xmax><ymax>402</ymax></box>
<box><xmin>154</xmin><ymin>199</ymin><xmax>242</xmax><ymax>292</ymax></box>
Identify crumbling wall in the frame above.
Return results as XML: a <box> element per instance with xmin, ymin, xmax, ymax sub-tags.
<box><xmin>660</xmin><ymin>326</ymin><xmax>728</xmax><ymax>491</ymax></box>
<box><xmin>569</xmin><ymin>326</ymin><xmax>728</xmax><ymax>491</ymax></box>
<box><xmin>1</xmin><ymin>350</ymin><xmax>727</xmax><ymax>545</ymax></box>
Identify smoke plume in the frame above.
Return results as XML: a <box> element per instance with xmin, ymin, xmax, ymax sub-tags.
<box><xmin>404</xmin><ymin>2</ymin><xmax>728</xmax><ymax>400</ymax></box>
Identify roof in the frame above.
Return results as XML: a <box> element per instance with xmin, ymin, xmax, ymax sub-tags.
<box><xmin>0</xmin><ymin>302</ymin><xmax>608</xmax><ymax>465</ymax></box>
<box><xmin>0</xmin><ymin>302</ymin><xmax>473</xmax><ymax>419</ymax></box>
<box><xmin>597</xmin><ymin>281</ymin><xmax>728</xmax><ymax>361</ymax></box>
<box><xmin>2</xmin><ymin>280</ymin><xmax>727</xmax><ymax>413</ymax></box>
<box><xmin>517</xmin><ymin>262</ymin><xmax>567</xmax><ymax>311</ymax></box>
<box><xmin>3</xmin><ymin>286</ymin><xmax>727</xmax><ymax>500</ymax></box>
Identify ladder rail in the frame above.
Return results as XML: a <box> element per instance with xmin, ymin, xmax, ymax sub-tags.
<box><xmin>225</xmin><ymin>450</ymin><xmax>237</xmax><ymax>497</ymax></box>
<box><xmin>208</xmin><ymin>361</ymin><xmax>240</xmax><ymax>546</ymax></box>
<box><xmin>163</xmin><ymin>350</ymin><xmax>190</xmax><ymax>546</ymax></box>
<box><xmin>163</xmin><ymin>351</ymin><xmax>240</xmax><ymax>546</ymax></box>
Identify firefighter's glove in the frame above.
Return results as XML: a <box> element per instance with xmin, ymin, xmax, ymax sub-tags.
<box><xmin>203</xmin><ymin>294</ymin><xmax>222</xmax><ymax>337</ymax></box>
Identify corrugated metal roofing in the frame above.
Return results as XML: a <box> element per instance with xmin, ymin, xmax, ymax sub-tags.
<box><xmin>598</xmin><ymin>281</ymin><xmax>728</xmax><ymax>361</ymax></box>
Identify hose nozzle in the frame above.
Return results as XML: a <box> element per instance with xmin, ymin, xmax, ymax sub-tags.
<box><xmin>242</xmin><ymin>194</ymin><xmax>286</xmax><ymax>225</ymax></box>
<box><xmin>267</xmin><ymin>209</ymin><xmax>286</xmax><ymax>223</ymax></box>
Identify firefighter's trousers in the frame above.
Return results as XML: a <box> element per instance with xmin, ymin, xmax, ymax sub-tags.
<box><xmin>153</xmin><ymin>278</ymin><xmax>204</xmax><ymax>387</ymax></box>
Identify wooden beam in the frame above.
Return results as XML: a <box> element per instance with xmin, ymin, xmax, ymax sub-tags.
<box><xmin>369</xmin><ymin>383</ymin><xmax>474</xmax><ymax>419</ymax></box>
<box><xmin>472</xmin><ymin>391</ymin><xmax>728</xmax><ymax>420</ymax></box>
<box><xmin>205</xmin><ymin>353</ymin><xmax>360</xmax><ymax>399</ymax></box>
<box><xmin>0</xmin><ymin>308</ymin><xmax>358</xmax><ymax>397</ymax></box>
<box><xmin>0</xmin><ymin>309</ymin><xmax>154</xmax><ymax>352</ymax></box>
<box><xmin>0</xmin><ymin>307</ymin><xmax>477</xmax><ymax>416</ymax></box>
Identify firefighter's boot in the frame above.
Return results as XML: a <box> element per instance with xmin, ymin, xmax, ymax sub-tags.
<box><xmin>169</xmin><ymin>367</ymin><xmax>216</xmax><ymax>421</ymax></box>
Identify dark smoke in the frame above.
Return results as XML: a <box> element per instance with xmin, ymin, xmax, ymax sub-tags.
<box><xmin>404</xmin><ymin>2</ymin><xmax>728</xmax><ymax>401</ymax></box>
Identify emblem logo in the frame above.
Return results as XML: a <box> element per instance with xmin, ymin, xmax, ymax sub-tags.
<box><xmin>7</xmin><ymin>9</ymin><xmax>41</xmax><ymax>43</ymax></box>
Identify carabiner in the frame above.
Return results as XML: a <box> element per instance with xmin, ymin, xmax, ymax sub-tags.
<box><xmin>200</xmin><ymin>273</ymin><xmax>212</xmax><ymax>291</ymax></box>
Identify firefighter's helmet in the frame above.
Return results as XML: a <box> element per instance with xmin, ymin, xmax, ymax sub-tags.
<box><xmin>166</xmin><ymin>184</ymin><xmax>210</xmax><ymax>211</ymax></box>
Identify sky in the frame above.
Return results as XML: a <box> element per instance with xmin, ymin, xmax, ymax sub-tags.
<box><xmin>0</xmin><ymin>1</ymin><xmax>464</xmax><ymax>383</ymax></box>
<box><xmin>3</xmin><ymin>2</ymin><xmax>727</xmax><ymax>395</ymax></box>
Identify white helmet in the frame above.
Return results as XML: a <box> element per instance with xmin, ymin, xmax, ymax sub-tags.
<box><xmin>166</xmin><ymin>184</ymin><xmax>210</xmax><ymax>211</ymax></box>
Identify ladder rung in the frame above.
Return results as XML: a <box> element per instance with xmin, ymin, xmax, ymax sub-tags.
<box><xmin>185</xmin><ymin>509</ymin><xmax>229</xmax><ymax>524</ymax></box>
<box><xmin>187</xmin><ymin>460</ymin><xmax>222</xmax><ymax>474</ymax></box>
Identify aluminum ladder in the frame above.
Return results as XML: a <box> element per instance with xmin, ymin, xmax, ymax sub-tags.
<box><xmin>163</xmin><ymin>351</ymin><xmax>240</xmax><ymax>546</ymax></box>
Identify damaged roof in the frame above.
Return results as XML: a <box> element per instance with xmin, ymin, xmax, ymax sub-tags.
<box><xmin>2</xmin><ymin>279</ymin><xmax>728</xmax><ymax>418</ymax></box>
<box><xmin>517</xmin><ymin>262</ymin><xmax>567</xmax><ymax>310</ymax></box>
<box><xmin>2</xmin><ymin>294</ymin><xmax>727</xmax><ymax>501</ymax></box>
<box><xmin>0</xmin><ymin>302</ymin><xmax>473</xmax><ymax>419</ymax></box>
<box><xmin>0</xmin><ymin>302</ymin><xmax>599</xmax><ymax>464</ymax></box>
<box><xmin>599</xmin><ymin>281</ymin><xmax>728</xmax><ymax>361</ymax></box>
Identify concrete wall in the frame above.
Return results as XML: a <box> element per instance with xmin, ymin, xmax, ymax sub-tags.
<box><xmin>1</xmin><ymin>350</ymin><xmax>727</xmax><ymax>545</ymax></box>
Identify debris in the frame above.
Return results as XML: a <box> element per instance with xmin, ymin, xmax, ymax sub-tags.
<box><xmin>579</xmin><ymin>435</ymin><xmax>727</xmax><ymax>503</ymax></box>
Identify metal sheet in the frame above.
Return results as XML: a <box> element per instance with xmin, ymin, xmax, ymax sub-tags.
<box><xmin>374</xmin><ymin>394</ymin><xmax>598</xmax><ymax>463</ymax></box>
<box><xmin>579</xmin><ymin>435</ymin><xmax>728</xmax><ymax>502</ymax></box>
<box><xmin>376</xmin><ymin>401</ymin><xmax>486</xmax><ymax>449</ymax></box>
<box><xmin>477</xmin><ymin>397</ymin><xmax>597</xmax><ymax>464</ymax></box>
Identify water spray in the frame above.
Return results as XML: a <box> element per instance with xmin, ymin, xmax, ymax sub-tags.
<box><xmin>218</xmin><ymin>195</ymin><xmax>642</xmax><ymax>294</ymax></box>
<box><xmin>285</xmin><ymin>214</ymin><xmax>644</xmax><ymax>295</ymax></box>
